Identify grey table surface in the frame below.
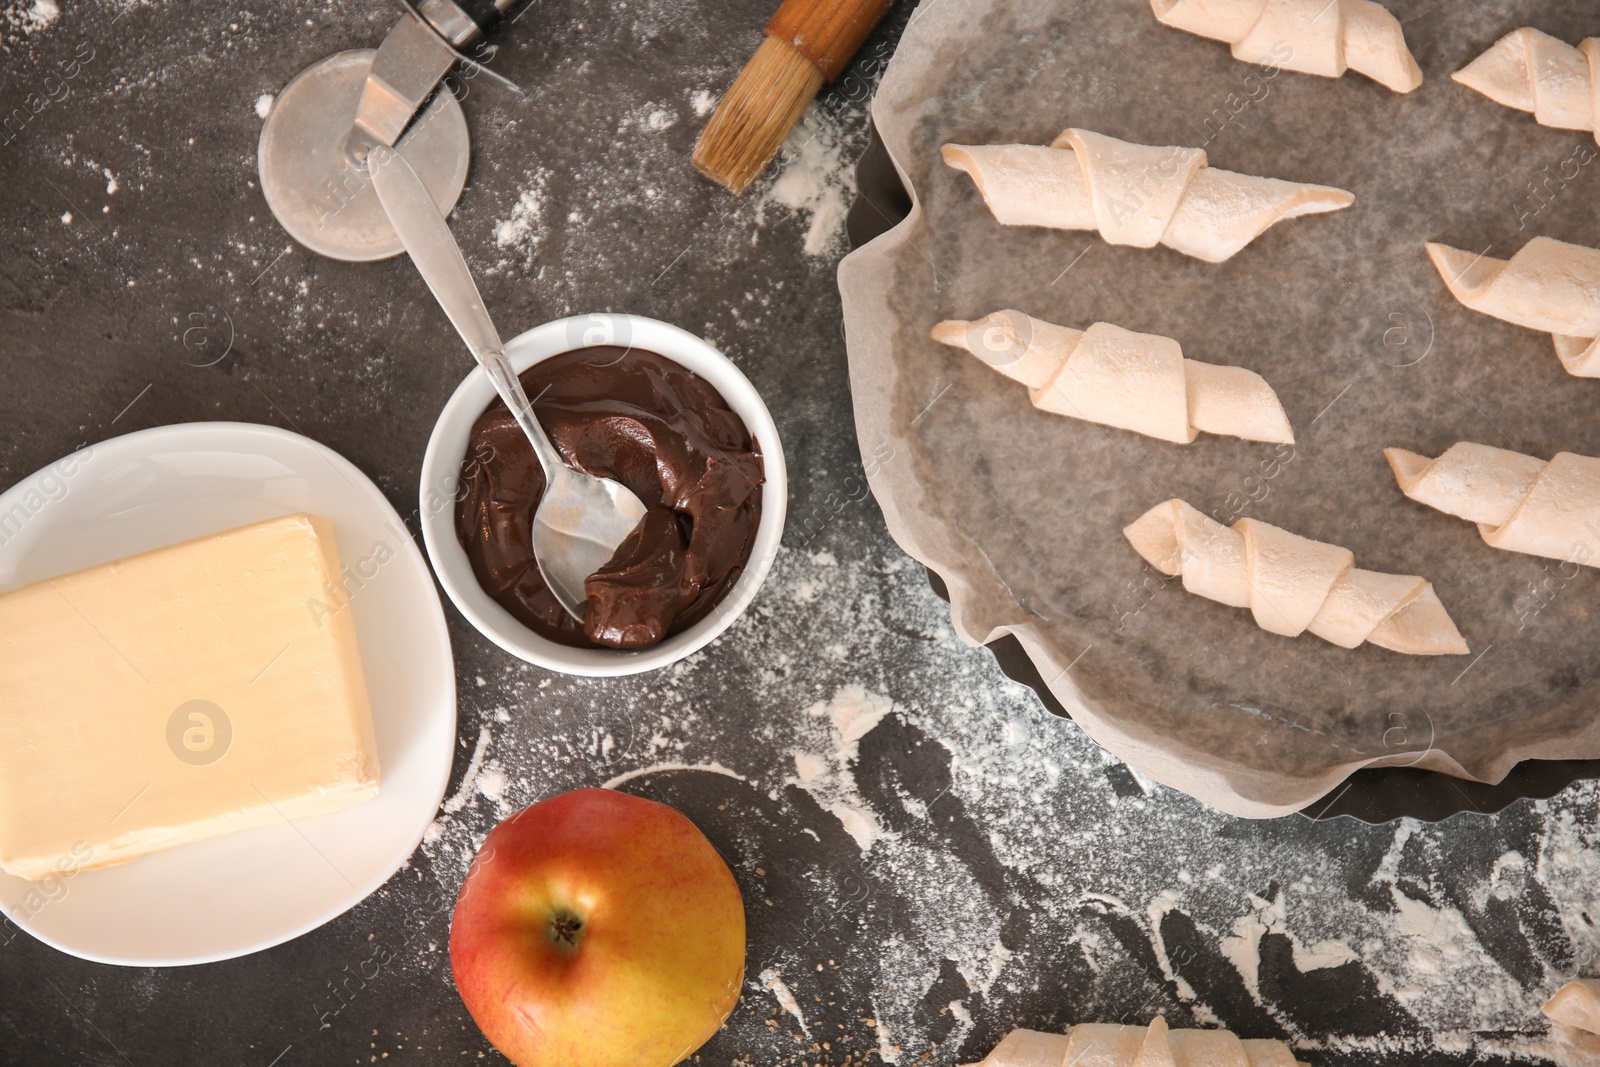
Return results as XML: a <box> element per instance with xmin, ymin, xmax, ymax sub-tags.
<box><xmin>3</xmin><ymin>1</ymin><xmax>1600</xmax><ymax>1065</ymax></box>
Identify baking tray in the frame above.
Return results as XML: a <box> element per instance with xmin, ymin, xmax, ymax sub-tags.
<box><xmin>844</xmin><ymin>118</ymin><xmax>1600</xmax><ymax>824</ymax></box>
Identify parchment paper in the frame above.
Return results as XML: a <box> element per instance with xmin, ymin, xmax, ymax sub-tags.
<box><xmin>838</xmin><ymin>0</ymin><xmax>1600</xmax><ymax>817</ymax></box>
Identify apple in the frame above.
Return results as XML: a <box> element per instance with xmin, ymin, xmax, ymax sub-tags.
<box><xmin>450</xmin><ymin>787</ymin><xmax>746</xmax><ymax>1067</ymax></box>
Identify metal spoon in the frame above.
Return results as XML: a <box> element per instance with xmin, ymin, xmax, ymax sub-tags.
<box><xmin>369</xmin><ymin>145</ymin><xmax>647</xmax><ymax>620</ymax></box>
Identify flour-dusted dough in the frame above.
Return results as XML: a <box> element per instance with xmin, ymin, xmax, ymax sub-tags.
<box><xmin>1542</xmin><ymin>981</ymin><xmax>1600</xmax><ymax>1062</ymax></box>
<box><xmin>1426</xmin><ymin>237</ymin><xmax>1600</xmax><ymax>377</ymax></box>
<box><xmin>932</xmin><ymin>310</ymin><xmax>1294</xmax><ymax>444</ymax></box>
<box><xmin>963</xmin><ymin>1018</ymin><xmax>1309</xmax><ymax>1067</ymax></box>
<box><xmin>1124</xmin><ymin>499</ymin><xmax>1468</xmax><ymax>654</ymax></box>
<box><xmin>1544</xmin><ymin>980</ymin><xmax>1600</xmax><ymax>1034</ymax></box>
<box><xmin>1454</xmin><ymin>28</ymin><xmax>1600</xmax><ymax>145</ymax></box>
<box><xmin>942</xmin><ymin>129</ymin><xmax>1353</xmax><ymax>263</ymax></box>
<box><xmin>1151</xmin><ymin>0</ymin><xmax>1422</xmax><ymax>93</ymax></box>
<box><xmin>1386</xmin><ymin>442</ymin><xmax>1600</xmax><ymax>566</ymax></box>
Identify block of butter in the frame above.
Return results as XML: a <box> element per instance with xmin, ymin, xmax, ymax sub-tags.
<box><xmin>0</xmin><ymin>514</ymin><xmax>380</xmax><ymax>880</ymax></box>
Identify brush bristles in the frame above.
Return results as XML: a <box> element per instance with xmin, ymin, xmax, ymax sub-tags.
<box><xmin>694</xmin><ymin>36</ymin><xmax>826</xmax><ymax>194</ymax></box>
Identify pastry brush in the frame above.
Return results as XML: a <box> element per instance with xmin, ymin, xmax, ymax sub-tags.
<box><xmin>693</xmin><ymin>0</ymin><xmax>896</xmax><ymax>194</ymax></box>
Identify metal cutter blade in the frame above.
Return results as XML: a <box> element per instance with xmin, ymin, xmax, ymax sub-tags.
<box><xmin>257</xmin><ymin>49</ymin><xmax>470</xmax><ymax>262</ymax></box>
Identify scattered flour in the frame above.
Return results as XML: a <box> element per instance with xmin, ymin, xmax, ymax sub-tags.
<box><xmin>875</xmin><ymin>1016</ymin><xmax>902</xmax><ymax>1063</ymax></box>
<box><xmin>491</xmin><ymin>170</ymin><xmax>551</xmax><ymax>271</ymax></box>
<box><xmin>792</xmin><ymin>751</ymin><xmax>826</xmax><ymax>784</ymax></box>
<box><xmin>458</xmin><ymin>52</ymin><xmax>873</xmax><ymax>300</ymax></box>
<box><xmin>787</xmin><ymin>686</ymin><xmax>894</xmax><ymax>851</ymax></box>
<box><xmin>3</xmin><ymin>0</ymin><xmax>57</xmax><ymax>44</ymax></box>
<box><xmin>405</xmin><ymin>532</ymin><xmax>1600</xmax><ymax>1067</ymax></box>
<box><xmin>600</xmin><ymin>761</ymin><xmax>747</xmax><ymax>790</ymax></box>
<box><xmin>763</xmin><ymin>105</ymin><xmax>854</xmax><ymax>259</ymax></box>
<box><xmin>759</xmin><ymin>967</ymin><xmax>809</xmax><ymax>1035</ymax></box>
<box><xmin>1220</xmin><ymin>889</ymin><xmax>1356</xmax><ymax>998</ymax></box>
<box><xmin>254</xmin><ymin>93</ymin><xmax>274</xmax><ymax>119</ymax></box>
<box><xmin>440</xmin><ymin>725</ymin><xmax>492</xmax><ymax>815</ymax></box>
<box><xmin>475</xmin><ymin>768</ymin><xmax>506</xmax><ymax>802</ymax></box>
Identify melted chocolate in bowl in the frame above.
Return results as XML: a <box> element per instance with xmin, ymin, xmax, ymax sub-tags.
<box><xmin>455</xmin><ymin>346</ymin><xmax>765</xmax><ymax>650</ymax></box>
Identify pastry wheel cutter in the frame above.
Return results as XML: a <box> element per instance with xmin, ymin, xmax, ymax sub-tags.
<box><xmin>258</xmin><ymin>0</ymin><xmax>524</xmax><ymax>262</ymax></box>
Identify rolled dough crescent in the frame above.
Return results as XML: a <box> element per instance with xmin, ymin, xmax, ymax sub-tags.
<box><xmin>932</xmin><ymin>310</ymin><xmax>1294</xmax><ymax>445</ymax></box>
<box><xmin>963</xmin><ymin>1018</ymin><xmax>1309</xmax><ymax>1067</ymax></box>
<box><xmin>1386</xmin><ymin>442</ymin><xmax>1600</xmax><ymax>567</ymax></box>
<box><xmin>1124</xmin><ymin>499</ymin><xmax>1468</xmax><ymax>655</ymax></box>
<box><xmin>1151</xmin><ymin>0</ymin><xmax>1422</xmax><ymax>93</ymax></box>
<box><xmin>1454</xmin><ymin>28</ymin><xmax>1600</xmax><ymax>145</ymax></box>
<box><xmin>943</xmin><ymin>129</ymin><xmax>1353</xmax><ymax>263</ymax></box>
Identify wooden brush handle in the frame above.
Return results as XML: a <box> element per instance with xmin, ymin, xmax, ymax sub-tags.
<box><xmin>765</xmin><ymin>0</ymin><xmax>896</xmax><ymax>82</ymax></box>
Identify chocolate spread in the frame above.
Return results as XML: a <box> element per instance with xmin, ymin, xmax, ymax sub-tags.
<box><xmin>455</xmin><ymin>346</ymin><xmax>764</xmax><ymax>650</ymax></box>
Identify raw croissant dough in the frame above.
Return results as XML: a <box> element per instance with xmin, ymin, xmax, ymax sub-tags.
<box><xmin>942</xmin><ymin>129</ymin><xmax>1353</xmax><ymax>262</ymax></box>
<box><xmin>1125</xmin><ymin>499</ymin><xmax>1468</xmax><ymax>654</ymax></box>
<box><xmin>1454</xmin><ymin>28</ymin><xmax>1600</xmax><ymax>145</ymax></box>
<box><xmin>1385</xmin><ymin>442</ymin><xmax>1600</xmax><ymax>566</ymax></box>
<box><xmin>963</xmin><ymin>1018</ymin><xmax>1308</xmax><ymax>1067</ymax></box>
<box><xmin>1151</xmin><ymin>0</ymin><xmax>1422</xmax><ymax>93</ymax></box>
<box><xmin>931</xmin><ymin>310</ymin><xmax>1294</xmax><ymax>444</ymax></box>
<box><xmin>1544</xmin><ymin>980</ymin><xmax>1600</xmax><ymax>1034</ymax></box>
<box><xmin>1427</xmin><ymin>237</ymin><xmax>1600</xmax><ymax>377</ymax></box>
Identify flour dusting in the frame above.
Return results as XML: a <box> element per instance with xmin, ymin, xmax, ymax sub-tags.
<box><xmin>440</xmin><ymin>725</ymin><xmax>492</xmax><ymax>816</ymax></box>
<box><xmin>759</xmin><ymin>967</ymin><xmax>809</xmax><ymax>1035</ymax></box>
<box><xmin>788</xmin><ymin>686</ymin><xmax>894</xmax><ymax>851</ymax></box>
<box><xmin>763</xmin><ymin>105</ymin><xmax>854</xmax><ymax>259</ymax></box>
<box><xmin>2</xmin><ymin>0</ymin><xmax>56</xmax><ymax>46</ymax></box>
<box><xmin>491</xmin><ymin>171</ymin><xmax>551</xmax><ymax>271</ymax></box>
<box><xmin>601</xmin><ymin>762</ymin><xmax>747</xmax><ymax>790</ymax></box>
<box><xmin>404</xmin><ymin>512</ymin><xmax>1600</xmax><ymax>1067</ymax></box>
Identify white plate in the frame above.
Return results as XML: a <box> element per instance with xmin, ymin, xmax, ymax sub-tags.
<box><xmin>0</xmin><ymin>422</ymin><xmax>457</xmax><ymax>966</ymax></box>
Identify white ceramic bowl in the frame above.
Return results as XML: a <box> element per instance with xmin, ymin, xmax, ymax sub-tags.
<box><xmin>420</xmin><ymin>315</ymin><xmax>786</xmax><ymax>676</ymax></box>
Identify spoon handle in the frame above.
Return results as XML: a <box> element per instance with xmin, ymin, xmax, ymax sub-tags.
<box><xmin>369</xmin><ymin>145</ymin><xmax>567</xmax><ymax>480</ymax></box>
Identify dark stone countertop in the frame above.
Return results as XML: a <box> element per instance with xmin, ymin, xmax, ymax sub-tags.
<box><xmin>2</xmin><ymin>2</ymin><xmax>1598</xmax><ymax>1065</ymax></box>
